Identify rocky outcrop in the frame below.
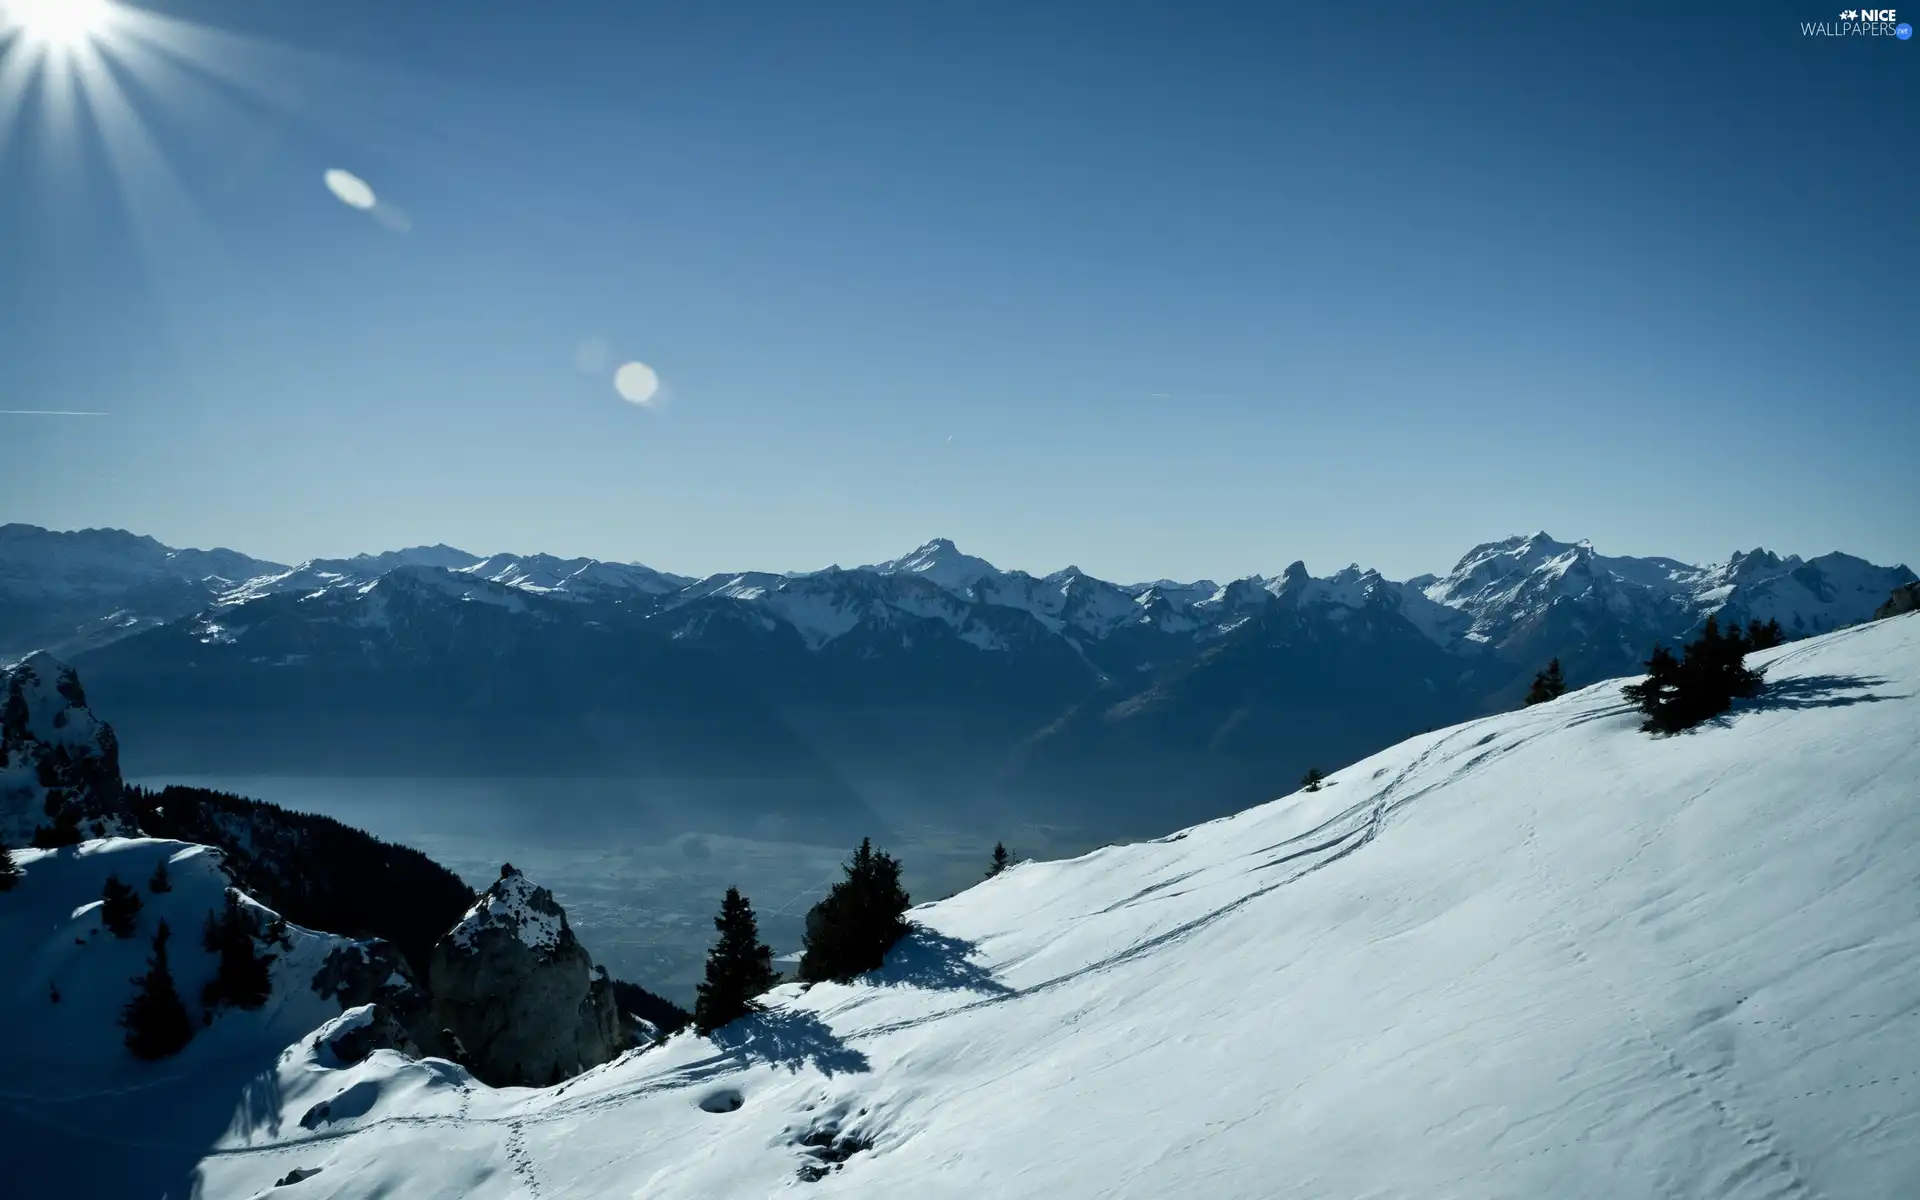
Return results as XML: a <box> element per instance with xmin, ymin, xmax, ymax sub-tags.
<box><xmin>318</xmin><ymin>1003</ymin><xmax>424</xmax><ymax>1066</ymax></box>
<box><xmin>0</xmin><ymin>652</ymin><xmax>133</xmax><ymax>845</ymax></box>
<box><xmin>310</xmin><ymin>940</ymin><xmax>435</xmax><ymax>1055</ymax></box>
<box><xmin>1877</xmin><ymin>581</ymin><xmax>1920</xmax><ymax>620</ymax></box>
<box><xmin>428</xmin><ymin>866</ymin><xmax>624</xmax><ymax>1087</ymax></box>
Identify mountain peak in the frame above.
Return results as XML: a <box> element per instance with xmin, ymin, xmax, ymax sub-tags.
<box><xmin>869</xmin><ymin>538</ymin><xmax>1001</xmax><ymax>592</ymax></box>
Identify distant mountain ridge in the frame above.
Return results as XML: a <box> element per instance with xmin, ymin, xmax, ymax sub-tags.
<box><xmin>3</xmin><ymin>525</ymin><xmax>1910</xmax><ymax>832</ymax></box>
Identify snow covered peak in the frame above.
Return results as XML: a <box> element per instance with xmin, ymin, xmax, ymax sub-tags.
<box><xmin>869</xmin><ymin>538</ymin><xmax>1002</xmax><ymax>592</ymax></box>
<box><xmin>375</xmin><ymin>565</ymin><xmax>534</xmax><ymax>612</ymax></box>
<box><xmin>2</xmin><ymin>651</ymin><xmax>103</xmax><ymax>748</ymax></box>
<box><xmin>1</xmin><ymin>656</ymin><xmax>127</xmax><ymax>843</ymax></box>
<box><xmin>0</xmin><ymin>524</ymin><xmax>287</xmax><ymax>600</ymax></box>
<box><xmin>1436</xmin><ymin>531</ymin><xmax>1582</xmax><ymax>594</ymax></box>
<box><xmin>446</xmin><ymin>867</ymin><xmax>571</xmax><ymax>956</ymax></box>
<box><xmin>458</xmin><ymin>553</ymin><xmax>689</xmax><ymax>601</ymax></box>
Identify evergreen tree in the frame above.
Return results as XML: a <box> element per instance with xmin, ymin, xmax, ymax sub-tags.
<box><xmin>692</xmin><ymin>887</ymin><xmax>778</xmax><ymax>1034</ymax></box>
<box><xmin>202</xmin><ymin>891</ymin><xmax>274</xmax><ymax>1011</ymax></box>
<box><xmin>101</xmin><ymin>873</ymin><xmax>142</xmax><ymax>938</ymax></box>
<box><xmin>986</xmin><ymin>842</ymin><xmax>1012</xmax><ymax>878</ymax></box>
<box><xmin>1524</xmin><ymin>658</ymin><xmax>1567</xmax><ymax>706</ymax></box>
<box><xmin>1300</xmin><ymin>767</ymin><xmax>1326</xmax><ymax>793</ymax></box>
<box><xmin>1746</xmin><ymin>618</ymin><xmax>1785</xmax><ymax>650</ymax></box>
<box><xmin>147</xmin><ymin>857</ymin><xmax>172</xmax><ymax>894</ymax></box>
<box><xmin>1623</xmin><ymin>617</ymin><xmax>1763</xmax><ymax>734</ymax></box>
<box><xmin>31</xmin><ymin>806</ymin><xmax>82</xmax><ymax>849</ymax></box>
<box><xmin>0</xmin><ymin>833</ymin><xmax>20</xmax><ymax>893</ymax></box>
<box><xmin>797</xmin><ymin>838</ymin><xmax>913</xmax><ymax>985</ymax></box>
<box><xmin>122</xmin><ymin>921</ymin><xmax>193</xmax><ymax>1060</ymax></box>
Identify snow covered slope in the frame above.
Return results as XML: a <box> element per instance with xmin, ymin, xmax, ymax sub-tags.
<box><xmin>0</xmin><ymin>838</ymin><xmax>409</xmax><ymax>1198</ymax></box>
<box><xmin>190</xmin><ymin>613</ymin><xmax>1920</xmax><ymax>1199</ymax></box>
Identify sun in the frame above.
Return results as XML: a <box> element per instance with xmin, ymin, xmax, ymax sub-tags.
<box><xmin>2</xmin><ymin>0</ymin><xmax>113</xmax><ymax>50</ymax></box>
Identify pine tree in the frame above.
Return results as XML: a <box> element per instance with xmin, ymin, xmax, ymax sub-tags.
<box><xmin>31</xmin><ymin>806</ymin><xmax>82</xmax><ymax>849</ymax></box>
<box><xmin>202</xmin><ymin>891</ymin><xmax>274</xmax><ymax>1011</ymax></box>
<box><xmin>797</xmin><ymin>838</ymin><xmax>913</xmax><ymax>985</ymax></box>
<box><xmin>692</xmin><ymin>887</ymin><xmax>778</xmax><ymax>1035</ymax></box>
<box><xmin>986</xmin><ymin>842</ymin><xmax>1012</xmax><ymax>878</ymax></box>
<box><xmin>1622</xmin><ymin>643</ymin><xmax>1684</xmax><ymax>732</ymax></box>
<box><xmin>1300</xmin><ymin>767</ymin><xmax>1326</xmax><ymax>793</ymax></box>
<box><xmin>147</xmin><ymin>857</ymin><xmax>172</xmax><ymax>894</ymax></box>
<box><xmin>122</xmin><ymin>921</ymin><xmax>193</xmax><ymax>1060</ymax></box>
<box><xmin>0</xmin><ymin>833</ymin><xmax>21</xmax><ymax>893</ymax></box>
<box><xmin>1747</xmin><ymin>618</ymin><xmax>1785</xmax><ymax>650</ymax></box>
<box><xmin>101</xmin><ymin>873</ymin><xmax>142</xmax><ymax>938</ymax></box>
<box><xmin>1623</xmin><ymin>617</ymin><xmax>1762</xmax><ymax>734</ymax></box>
<box><xmin>1524</xmin><ymin>658</ymin><xmax>1567</xmax><ymax>706</ymax></box>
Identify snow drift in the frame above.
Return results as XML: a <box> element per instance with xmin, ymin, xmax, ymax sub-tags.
<box><xmin>181</xmin><ymin>613</ymin><xmax>1920</xmax><ymax>1198</ymax></box>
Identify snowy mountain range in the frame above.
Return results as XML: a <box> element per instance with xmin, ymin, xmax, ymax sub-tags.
<box><xmin>55</xmin><ymin>608</ymin><xmax>1919</xmax><ymax>1198</ymax></box>
<box><xmin>2</xmin><ymin>524</ymin><xmax>1910</xmax><ymax>829</ymax></box>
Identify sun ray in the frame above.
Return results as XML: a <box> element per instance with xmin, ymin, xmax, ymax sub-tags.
<box><xmin>70</xmin><ymin>34</ymin><xmax>224</xmax><ymax>296</ymax></box>
<box><xmin>0</xmin><ymin>34</ymin><xmax>46</xmax><ymax>163</ymax></box>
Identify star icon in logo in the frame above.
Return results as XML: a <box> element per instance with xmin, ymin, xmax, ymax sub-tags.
<box><xmin>1840</xmin><ymin>8</ymin><xmax>1858</xmax><ymax>17</ymax></box>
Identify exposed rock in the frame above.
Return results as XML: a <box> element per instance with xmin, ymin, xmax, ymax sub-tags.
<box><xmin>319</xmin><ymin>1004</ymin><xmax>423</xmax><ymax>1066</ymax></box>
<box><xmin>0</xmin><ymin>652</ymin><xmax>133</xmax><ymax>845</ymax></box>
<box><xmin>1877</xmin><ymin>581</ymin><xmax>1920</xmax><ymax>620</ymax></box>
<box><xmin>310</xmin><ymin>944</ymin><xmax>433</xmax><ymax>1057</ymax></box>
<box><xmin>427</xmin><ymin>866</ymin><xmax>623</xmax><ymax>1087</ymax></box>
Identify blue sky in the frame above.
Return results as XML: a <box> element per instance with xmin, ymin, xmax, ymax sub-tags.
<box><xmin>1</xmin><ymin>0</ymin><xmax>1913</xmax><ymax>582</ymax></box>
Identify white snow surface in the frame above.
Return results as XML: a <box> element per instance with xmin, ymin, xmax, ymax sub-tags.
<box><xmin>448</xmin><ymin>869</ymin><xmax>567</xmax><ymax>954</ymax></box>
<box><xmin>189</xmin><ymin>614</ymin><xmax>1920</xmax><ymax>1199</ymax></box>
<box><xmin>0</xmin><ymin>838</ymin><xmax>377</xmax><ymax>1196</ymax></box>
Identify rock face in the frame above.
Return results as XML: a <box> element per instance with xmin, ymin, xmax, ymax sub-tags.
<box><xmin>310</xmin><ymin>940</ymin><xmax>435</xmax><ymax>1056</ymax></box>
<box><xmin>428</xmin><ymin>867</ymin><xmax>623</xmax><ymax>1087</ymax></box>
<box><xmin>0</xmin><ymin>652</ymin><xmax>133</xmax><ymax>845</ymax></box>
<box><xmin>1877</xmin><ymin>581</ymin><xmax>1920</xmax><ymax>620</ymax></box>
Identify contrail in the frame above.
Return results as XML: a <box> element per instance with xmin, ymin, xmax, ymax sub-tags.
<box><xmin>0</xmin><ymin>410</ymin><xmax>114</xmax><ymax>416</ymax></box>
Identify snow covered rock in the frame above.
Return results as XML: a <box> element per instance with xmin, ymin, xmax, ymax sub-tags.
<box><xmin>310</xmin><ymin>939</ymin><xmax>434</xmax><ymax>1054</ymax></box>
<box><xmin>188</xmin><ymin>612</ymin><xmax>1920</xmax><ymax>1199</ymax></box>
<box><xmin>0</xmin><ymin>651</ymin><xmax>133</xmax><ymax>844</ymax></box>
<box><xmin>428</xmin><ymin>866</ymin><xmax>623</xmax><ymax>1087</ymax></box>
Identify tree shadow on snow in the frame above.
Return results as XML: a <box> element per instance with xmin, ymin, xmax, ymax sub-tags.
<box><xmin>1747</xmin><ymin>672</ymin><xmax>1906</xmax><ymax>712</ymax></box>
<box><xmin>710</xmin><ymin>1009</ymin><xmax>871</xmax><ymax>1076</ymax></box>
<box><xmin>872</xmin><ymin>927</ymin><xmax>1013</xmax><ymax>996</ymax></box>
